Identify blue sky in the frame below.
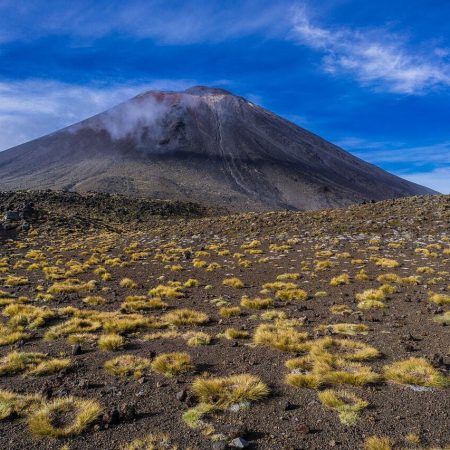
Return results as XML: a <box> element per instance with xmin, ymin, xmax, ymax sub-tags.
<box><xmin>0</xmin><ymin>0</ymin><xmax>449</xmax><ymax>193</ymax></box>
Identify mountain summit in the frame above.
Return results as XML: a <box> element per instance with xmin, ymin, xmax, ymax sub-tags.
<box><xmin>0</xmin><ymin>86</ymin><xmax>435</xmax><ymax>210</ymax></box>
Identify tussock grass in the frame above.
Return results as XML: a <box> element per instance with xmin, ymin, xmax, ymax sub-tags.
<box><xmin>310</xmin><ymin>337</ymin><xmax>380</xmax><ymax>361</ymax></box>
<box><xmin>148</xmin><ymin>284</ymin><xmax>183</xmax><ymax>299</ymax></box>
<box><xmin>98</xmin><ymin>333</ymin><xmax>124</xmax><ymax>351</ymax></box>
<box><xmin>162</xmin><ymin>309</ymin><xmax>209</xmax><ymax>326</ymax></box>
<box><xmin>222</xmin><ymin>328</ymin><xmax>250</xmax><ymax>340</ymax></box>
<box><xmin>4</xmin><ymin>304</ymin><xmax>55</xmax><ymax>330</ymax></box>
<box><xmin>428</xmin><ymin>293</ymin><xmax>450</xmax><ymax>305</ymax></box>
<box><xmin>3</xmin><ymin>275</ymin><xmax>29</xmax><ymax>286</ymax></box>
<box><xmin>275</xmin><ymin>288</ymin><xmax>307</xmax><ymax>301</ymax></box>
<box><xmin>330</xmin><ymin>304</ymin><xmax>352</xmax><ymax>315</ymax></box>
<box><xmin>374</xmin><ymin>258</ymin><xmax>400</xmax><ymax>268</ymax></box>
<box><xmin>0</xmin><ymin>390</ymin><xmax>43</xmax><ymax>419</ymax></box>
<box><xmin>240</xmin><ymin>296</ymin><xmax>273</xmax><ymax>309</ymax></box>
<box><xmin>184</xmin><ymin>331</ymin><xmax>211</xmax><ymax>347</ymax></box>
<box><xmin>104</xmin><ymin>355</ymin><xmax>152</xmax><ymax>378</ymax></box>
<box><xmin>0</xmin><ymin>351</ymin><xmax>70</xmax><ymax>376</ymax></box>
<box><xmin>219</xmin><ymin>306</ymin><xmax>241</xmax><ymax>318</ymax></box>
<box><xmin>222</xmin><ymin>277</ymin><xmax>245</xmax><ymax>288</ymax></box>
<box><xmin>121</xmin><ymin>296</ymin><xmax>167</xmax><ymax>312</ymax></box>
<box><xmin>316</xmin><ymin>323</ymin><xmax>368</xmax><ymax>336</ymax></box>
<box><xmin>28</xmin><ymin>396</ymin><xmax>102</xmax><ymax>437</ymax></box>
<box><xmin>192</xmin><ymin>374</ymin><xmax>269</xmax><ymax>407</ymax></box>
<box><xmin>318</xmin><ymin>389</ymin><xmax>368</xmax><ymax>425</ymax></box>
<box><xmin>44</xmin><ymin>318</ymin><xmax>102</xmax><ymax>340</ymax></box>
<box><xmin>120</xmin><ymin>278</ymin><xmax>138</xmax><ymax>288</ymax></box>
<box><xmin>121</xmin><ymin>432</ymin><xmax>178</xmax><ymax>450</ymax></box>
<box><xmin>82</xmin><ymin>296</ymin><xmax>106</xmax><ymax>306</ymax></box>
<box><xmin>384</xmin><ymin>357</ymin><xmax>449</xmax><ymax>388</ymax></box>
<box><xmin>433</xmin><ymin>311</ymin><xmax>450</xmax><ymax>325</ymax></box>
<box><xmin>253</xmin><ymin>323</ymin><xmax>309</xmax><ymax>352</ymax></box>
<box><xmin>330</xmin><ymin>274</ymin><xmax>350</xmax><ymax>286</ymax></box>
<box><xmin>48</xmin><ymin>279</ymin><xmax>96</xmax><ymax>294</ymax></box>
<box><xmin>364</xmin><ymin>436</ymin><xmax>393</xmax><ymax>450</ymax></box>
<box><xmin>151</xmin><ymin>352</ymin><xmax>194</xmax><ymax>377</ymax></box>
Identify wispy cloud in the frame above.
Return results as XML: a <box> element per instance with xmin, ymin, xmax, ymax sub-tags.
<box><xmin>292</xmin><ymin>5</ymin><xmax>450</xmax><ymax>94</ymax></box>
<box><xmin>340</xmin><ymin>137</ymin><xmax>450</xmax><ymax>193</ymax></box>
<box><xmin>400</xmin><ymin>167</ymin><xmax>450</xmax><ymax>194</ymax></box>
<box><xmin>0</xmin><ymin>79</ymin><xmax>195</xmax><ymax>151</ymax></box>
<box><xmin>0</xmin><ymin>0</ymin><xmax>289</xmax><ymax>45</ymax></box>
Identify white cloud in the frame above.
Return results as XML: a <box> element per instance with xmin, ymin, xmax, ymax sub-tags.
<box><xmin>292</xmin><ymin>6</ymin><xmax>450</xmax><ymax>94</ymax></box>
<box><xmin>0</xmin><ymin>79</ymin><xmax>196</xmax><ymax>151</ymax></box>
<box><xmin>0</xmin><ymin>0</ymin><xmax>289</xmax><ymax>45</ymax></box>
<box><xmin>399</xmin><ymin>168</ymin><xmax>450</xmax><ymax>194</ymax></box>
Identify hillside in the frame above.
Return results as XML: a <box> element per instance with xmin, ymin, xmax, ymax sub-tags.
<box><xmin>0</xmin><ymin>86</ymin><xmax>436</xmax><ymax>211</ymax></box>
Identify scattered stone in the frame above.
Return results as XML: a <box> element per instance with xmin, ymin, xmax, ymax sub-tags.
<box><xmin>229</xmin><ymin>437</ymin><xmax>249</xmax><ymax>449</ymax></box>
<box><xmin>71</xmin><ymin>344</ymin><xmax>82</xmax><ymax>355</ymax></box>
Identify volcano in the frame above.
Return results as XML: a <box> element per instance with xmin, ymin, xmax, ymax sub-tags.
<box><xmin>0</xmin><ymin>86</ymin><xmax>436</xmax><ymax>210</ymax></box>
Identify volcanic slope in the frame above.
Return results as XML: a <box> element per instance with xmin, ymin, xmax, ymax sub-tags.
<box><xmin>0</xmin><ymin>86</ymin><xmax>436</xmax><ymax>210</ymax></box>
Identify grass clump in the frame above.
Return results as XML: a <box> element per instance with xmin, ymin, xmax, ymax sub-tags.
<box><xmin>0</xmin><ymin>352</ymin><xmax>70</xmax><ymax>376</ymax></box>
<box><xmin>121</xmin><ymin>433</ymin><xmax>178</xmax><ymax>450</ymax></box>
<box><xmin>433</xmin><ymin>311</ymin><xmax>450</xmax><ymax>325</ymax></box>
<box><xmin>222</xmin><ymin>328</ymin><xmax>250</xmax><ymax>340</ymax></box>
<box><xmin>104</xmin><ymin>355</ymin><xmax>152</xmax><ymax>378</ymax></box>
<box><xmin>222</xmin><ymin>277</ymin><xmax>245</xmax><ymax>288</ymax></box>
<box><xmin>148</xmin><ymin>284</ymin><xmax>183</xmax><ymax>299</ymax></box>
<box><xmin>428</xmin><ymin>293</ymin><xmax>450</xmax><ymax>305</ymax></box>
<box><xmin>384</xmin><ymin>357</ymin><xmax>449</xmax><ymax>388</ymax></box>
<box><xmin>98</xmin><ymin>333</ymin><xmax>124</xmax><ymax>351</ymax></box>
<box><xmin>121</xmin><ymin>296</ymin><xmax>167</xmax><ymax>312</ymax></box>
<box><xmin>318</xmin><ymin>389</ymin><xmax>368</xmax><ymax>425</ymax></box>
<box><xmin>184</xmin><ymin>331</ymin><xmax>211</xmax><ymax>347</ymax></box>
<box><xmin>275</xmin><ymin>288</ymin><xmax>307</xmax><ymax>302</ymax></box>
<box><xmin>28</xmin><ymin>397</ymin><xmax>102</xmax><ymax>438</ymax></box>
<box><xmin>44</xmin><ymin>318</ymin><xmax>102</xmax><ymax>340</ymax></box>
<box><xmin>240</xmin><ymin>296</ymin><xmax>273</xmax><ymax>309</ymax></box>
<box><xmin>192</xmin><ymin>373</ymin><xmax>269</xmax><ymax>408</ymax></box>
<box><xmin>4</xmin><ymin>304</ymin><xmax>55</xmax><ymax>330</ymax></box>
<box><xmin>48</xmin><ymin>279</ymin><xmax>96</xmax><ymax>294</ymax></box>
<box><xmin>0</xmin><ymin>390</ymin><xmax>43</xmax><ymax>419</ymax></box>
<box><xmin>120</xmin><ymin>278</ymin><xmax>138</xmax><ymax>288</ymax></box>
<box><xmin>330</xmin><ymin>273</ymin><xmax>350</xmax><ymax>286</ymax></box>
<box><xmin>162</xmin><ymin>309</ymin><xmax>209</xmax><ymax>326</ymax></box>
<box><xmin>375</xmin><ymin>258</ymin><xmax>400</xmax><ymax>268</ymax></box>
<box><xmin>364</xmin><ymin>436</ymin><xmax>393</xmax><ymax>450</ymax></box>
<box><xmin>82</xmin><ymin>296</ymin><xmax>106</xmax><ymax>306</ymax></box>
<box><xmin>3</xmin><ymin>275</ymin><xmax>29</xmax><ymax>286</ymax></box>
<box><xmin>253</xmin><ymin>323</ymin><xmax>309</xmax><ymax>352</ymax></box>
<box><xmin>330</xmin><ymin>304</ymin><xmax>352</xmax><ymax>315</ymax></box>
<box><xmin>219</xmin><ymin>306</ymin><xmax>241</xmax><ymax>318</ymax></box>
<box><xmin>151</xmin><ymin>352</ymin><xmax>194</xmax><ymax>377</ymax></box>
<box><xmin>310</xmin><ymin>337</ymin><xmax>380</xmax><ymax>361</ymax></box>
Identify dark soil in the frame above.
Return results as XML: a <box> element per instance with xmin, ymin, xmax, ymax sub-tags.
<box><xmin>0</xmin><ymin>192</ymin><xmax>449</xmax><ymax>449</ymax></box>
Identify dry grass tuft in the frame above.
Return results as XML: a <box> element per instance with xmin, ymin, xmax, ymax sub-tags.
<box><xmin>222</xmin><ymin>277</ymin><xmax>245</xmax><ymax>288</ymax></box>
<box><xmin>98</xmin><ymin>333</ymin><xmax>125</xmax><ymax>351</ymax></box>
<box><xmin>192</xmin><ymin>373</ymin><xmax>269</xmax><ymax>408</ymax></box>
<box><xmin>162</xmin><ymin>309</ymin><xmax>209</xmax><ymax>326</ymax></box>
<box><xmin>151</xmin><ymin>352</ymin><xmax>194</xmax><ymax>377</ymax></box>
<box><xmin>28</xmin><ymin>396</ymin><xmax>102</xmax><ymax>437</ymax></box>
<box><xmin>104</xmin><ymin>355</ymin><xmax>152</xmax><ymax>378</ymax></box>
<box><xmin>318</xmin><ymin>389</ymin><xmax>368</xmax><ymax>425</ymax></box>
<box><xmin>384</xmin><ymin>357</ymin><xmax>449</xmax><ymax>388</ymax></box>
<box><xmin>364</xmin><ymin>436</ymin><xmax>393</xmax><ymax>450</ymax></box>
<box><xmin>121</xmin><ymin>432</ymin><xmax>178</xmax><ymax>450</ymax></box>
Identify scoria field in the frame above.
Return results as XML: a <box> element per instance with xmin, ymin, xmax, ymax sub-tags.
<box><xmin>0</xmin><ymin>192</ymin><xmax>449</xmax><ymax>450</ymax></box>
